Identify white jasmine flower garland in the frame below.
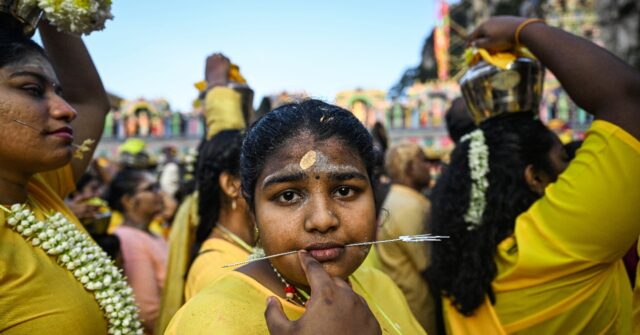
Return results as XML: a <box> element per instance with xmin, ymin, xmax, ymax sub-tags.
<box><xmin>17</xmin><ymin>0</ymin><xmax>113</xmax><ymax>35</ymax></box>
<box><xmin>2</xmin><ymin>203</ymin><xmax>143</xmax><ymax>335</ymax></box>
<box><xmin>460</xmin><ymin>129</ymin><xmax>490</xmax><ymax>230</ymax></box>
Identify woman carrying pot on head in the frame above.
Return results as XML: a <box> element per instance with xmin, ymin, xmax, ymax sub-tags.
<box><xmin>0</xmin><ymin>15</ymin><xmax>142</xmax><ymax>335</ymax></box>
<box><xmin>428</xmin><ymin>16</ymin><xmax>640</xmax><ymax>334</ymax></box>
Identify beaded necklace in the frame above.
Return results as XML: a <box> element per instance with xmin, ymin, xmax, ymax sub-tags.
<box><xmin>269</xmin><ymin>262</ymin><xmax>309</xmax><ymax>307</ymax></box>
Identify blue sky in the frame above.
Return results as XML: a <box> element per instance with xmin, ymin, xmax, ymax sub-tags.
<box><xmin>79</xmin><ymin>1</ymin><xmax>439</xmax><ymax>112</ymax></box>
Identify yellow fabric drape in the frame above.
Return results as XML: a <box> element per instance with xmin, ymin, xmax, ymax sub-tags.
<box><xmin>204</xmin><ymin>87</ymin><xmax>245</xmax><ymax>140</ymax></box>
<box><xmin>0</xmin><ymin>165</ymin><xmax>108</xmax><ymax>334</ymax></box>
<box><xmin>184</xmin><ymin>233</ymin><xmax>250</xmax><ymax>301</ymax></box>
<box><xmin>157</xmin><ymin>68</ymin><xmax>249</xmax><ymax>333</ymax></box>
<box><xmin>464</xmin><ymin>47</ymin><xmax>537</xmax><ymax>69</ymax></box>
<box><xmin>165</xmin><ymin>266</ymin><xmax>427</xmax><ymax>335</ymax></box>
<box><xmin>443</xmin><ymin>120</ymin><xmax>640</xmax><ymax>334</ymax></box>
<box><xmin>371</xmin><ymin>184</ymin><xmax>436</xmax><ymax>334</ymax></box>
<box><xmin>155</xmin><ymin>192</ymin><xmax>199</xmax><ymax>334</ymax></box>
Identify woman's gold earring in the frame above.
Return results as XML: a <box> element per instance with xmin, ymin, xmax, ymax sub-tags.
<box><xmin>231</xmin><ymin>199</ymin><xmax>237</xmax><ymax>210</ymax></box>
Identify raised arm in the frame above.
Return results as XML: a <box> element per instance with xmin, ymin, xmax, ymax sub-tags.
<box><xmin>39</xmin><ymin>21</ymin><xmax>110</xmax><ymax>182</ymax></box>
<box><xmin>469</xmin><ymin>16</ymin><xmax>640</xmax><ymax>140</ymax></box>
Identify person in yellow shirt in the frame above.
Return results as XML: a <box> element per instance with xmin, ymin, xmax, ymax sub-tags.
<box><xmin>167</xmin><ymin>100</ymin><xmax>428</xmax><ymax>334</ymax></box>
<box><xmin>155</xmin><ymin>52</ymin><xmax>255</xmax><ymax>333</ymax></box>
<box><xmin>427</xmin><ymin>16</ymin><xmax>640</xmax><ymax>334</ymax></box>
<box><xmin>184</xmin><ymin>129</ymin><xmax>255</xmax><ymax>300</ymax></box>
<box><xmin>370</xmin><ymin>142</ymin><xmax>436</xmax><ymax>334</ymax></box>
<box><xmin>0</xmin><ymin>16</ymin><xmax>137</xmax><ymax>334</ymax></box>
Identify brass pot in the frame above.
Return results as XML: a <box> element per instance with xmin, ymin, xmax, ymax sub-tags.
<box><xmin>459</xmin><ymin>57</ymin><xmax>545</xmax><ymax>124</ymax></box>
<box><xmin>0</xmin><ymin>0</ymin><xmax>42</xmax><ymax>37</ymax></box>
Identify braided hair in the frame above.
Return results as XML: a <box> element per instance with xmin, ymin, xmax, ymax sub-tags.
<box><xmin>190</xmin><ymin>129</ymin><xmax>243</xmax><ymax>264</ymax></box>
<box><xmin>427</xmin><ymin>112</ymin><xmax>559</xmax><ymax>315</ymax></box>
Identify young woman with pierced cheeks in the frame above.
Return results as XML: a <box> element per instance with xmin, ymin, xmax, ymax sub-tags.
<box><xmin>166</xmin><ymin>100</ymin><xmax>427</xmax><ymax>334</ymax></box>
<box><xmin>0</xmin><ymin>17</ymin><xmax>114</xmax><ymax>334</ymax></box>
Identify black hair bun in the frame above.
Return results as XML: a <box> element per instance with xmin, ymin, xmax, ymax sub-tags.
<box><xmin>0</xmin><ymin>12</ymin><xmax>34</xmax><ymax>43</ymax></box>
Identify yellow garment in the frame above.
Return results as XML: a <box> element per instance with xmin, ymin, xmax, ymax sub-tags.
<box><xmin>228</xmin><ymin>63</ymin><xmax>247</xmax><ymax>84</ymax></box>
<box><xmin>374</xmin><ymin>184</ymin><xmax>435</xmax><ymax>334</ymax></box>
<box><xmin>107</xmin><ymin>210</ymin><xmax>165</xmax><ymax>237</ymax></box>
<box><xmin>118</xmin><ymin>138</ymin><xmax>146</xmax><ymax>155</ymax></box>
<box><xmin>444</xmin><ymin>297</ymin><xmax>506</xmax><ymax>335</ymax></box>
<box><xmin>184</xmin><ymin>231</ymin><xmax>251</xmax><ymax>300</ymax></box>
<box><xmin>193</xmin><ymin>62</ymin><xmax>247</xmax><ymax>92</ymax></box>
<box><xmin>444</xmin><ymin>120</ymin><xmax>640</xmax><ymax>334</ymax></box>
<box><xmin>155</xmin><ymin>192</ymin><xmax>199</xmax><ymax>334</ymax></box>
<box><xmin>634</xmin><ymin>240</ymin><xmax>640</xmax><ymax>334</ymax></box>
<box><xmin>0</xmin><ymin>165</ymin><xmax>107</xmax><ymax>334</ymax></box>
<box><xmin>204</xmin><ymin>86</ymin><xmax>245</xmax><ymax>140</ymax></box>
<box><xmin>361</xmin><ymin>241</ymin><xmax>383</xmax><ymax>269</ymax></box>
<box><xmin>465</xmin><ymin>47</ymin><xmax>537</xmax><ymax>69</ymax></box>
<box><xmin>166</xmin><ymin>266</ymin><xmax>426</xmax><ymax>335</ymax></box>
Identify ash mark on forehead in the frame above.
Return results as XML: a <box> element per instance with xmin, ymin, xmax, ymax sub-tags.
<box><xmin>299</xmin><ymin>150</ymin><xmax>317</xmax><ymax>170</ymax></box>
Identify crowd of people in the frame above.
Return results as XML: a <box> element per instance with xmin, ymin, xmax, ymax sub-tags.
<box><xmin>1</xmin><ymin>12</ymin><xmax>639</xmax><ymax>335</ymax></box>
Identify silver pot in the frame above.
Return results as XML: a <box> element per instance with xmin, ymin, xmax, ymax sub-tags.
<box><xmin>0</xmin><ymin>0</ymin><xmax>42</xmax><ymax>37</ymax></box>
<box><xmin>459</xmin><ymin>57</ymin><xmax>545</xmax><ymax>124</ymax></box>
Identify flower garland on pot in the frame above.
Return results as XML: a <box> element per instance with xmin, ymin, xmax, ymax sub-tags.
<box><xmin>1</xmin><ymin>203</ymin><xmax>143</xmax><ymax>335</ymax></box>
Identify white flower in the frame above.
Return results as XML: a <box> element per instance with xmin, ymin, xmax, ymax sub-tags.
<box><xmin>33</xmin><ymin>0</ymin><xmax>114</xmax><ymax>35</ymax></box>
<box><xmin>461</xmin><ymin>129</ymin><xmax>490</xmax><ymax>230</ymax></box>
<box><xmin>3</xmin><ymin>204</ymin><xmax>143</xmax><ymax>333</ymax></box>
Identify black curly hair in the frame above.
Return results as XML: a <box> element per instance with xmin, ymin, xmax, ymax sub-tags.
<box><xmin>427</xmin><ymin>112</ymin><xmax>560</xmax><ymax>316</ymax></box>
<box><xmin>240</xmin><ymin>99</ymin><xmax>382</xmax><ymax>214</ymax></box>
<box><xmin>190</xmin><ymin>129</ymin><xmax>244</xmax><ymax>264</ymax></box>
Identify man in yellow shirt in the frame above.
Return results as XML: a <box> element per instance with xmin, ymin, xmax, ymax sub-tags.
<box><xmin>372</xmin><ymin>142</ymin><xmax>436</xmax><ymax>334</ymax></box>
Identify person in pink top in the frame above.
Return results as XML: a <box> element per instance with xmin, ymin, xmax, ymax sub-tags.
<box><xmin>106</xmin><ymin>169</ymin><xmax>168</xmax><ymax>334</ymax></box>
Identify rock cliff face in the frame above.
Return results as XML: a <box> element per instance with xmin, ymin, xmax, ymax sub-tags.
<box><xmin>595</xmin><ymin>0</ymin><xmax>640</xmax><ymax>69</ymax></box>
<box><xmin>390</xmin><ymin>0</ymin><xmax>638</xmax><ymax>98</ymax></box>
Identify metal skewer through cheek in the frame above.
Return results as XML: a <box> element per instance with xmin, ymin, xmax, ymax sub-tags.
<box><xmin>222</xmin><ymin>234</ymin><xmax>449</xmax><ymax>268</ymax></box>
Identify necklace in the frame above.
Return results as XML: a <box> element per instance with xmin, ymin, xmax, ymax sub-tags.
<box><xmin>269</xmin><ymin>262</ymin><xmax>307</xmax><ymax>307</ymax></box>
<box><xmin>1</xmin><ymin>203</ymin><xmax>143</xmax><ymax>335</ymax></box>
<box><xmin>217</xmin><ymin>224</ymin><xmax>253</xmax><ymax>253</ymax></box>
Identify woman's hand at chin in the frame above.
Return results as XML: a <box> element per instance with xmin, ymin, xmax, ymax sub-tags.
<box><xmin>264</xmin><ymin>251</ymin><xmax>381</xmax><ymax>335</ymax></box>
